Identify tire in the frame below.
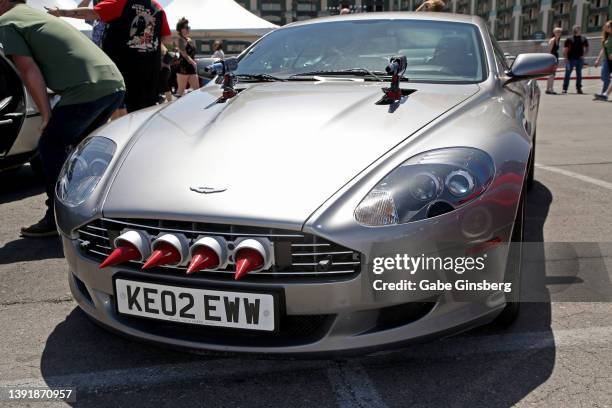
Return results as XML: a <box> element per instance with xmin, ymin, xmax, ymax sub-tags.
<box><xmin>492</xmin><ymin>183</ymin><xmax>525</xmax><ymax>327</ymax></box>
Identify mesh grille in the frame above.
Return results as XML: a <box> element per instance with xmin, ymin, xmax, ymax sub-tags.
<box><xmin>76</xmin><ymin>218</ymin><xmax>361</xmax><ymax>280</ymax></box>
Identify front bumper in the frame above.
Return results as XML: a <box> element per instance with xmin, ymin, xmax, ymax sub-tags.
<box><xmin>62</xmin><ymin>230</ymin><xmax>508</xmax><ymax>355</ymax></box>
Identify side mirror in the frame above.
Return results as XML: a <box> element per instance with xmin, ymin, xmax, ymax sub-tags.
<box><xmin>505</xmin><ymin>53</ymin><xmax>557</xmax><ymax>84</ymax></box>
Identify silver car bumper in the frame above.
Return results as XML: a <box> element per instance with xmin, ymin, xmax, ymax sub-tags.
<box><xmin>62</xmin><ymin>229</ymin><xmax>509</xmax><ymax>355</ymax></box>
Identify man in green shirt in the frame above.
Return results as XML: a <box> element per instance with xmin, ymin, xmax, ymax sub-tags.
<box><xmin>0</xmin><ymin>0</ymin><xmax>125</xmax><ymax>237</ymax></box>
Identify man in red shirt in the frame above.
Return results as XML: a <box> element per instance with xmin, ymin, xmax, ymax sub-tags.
<box><xmin>49</xmin><ymin>0</ymin><xmax>172</xmax><ymax>113</ymax></box>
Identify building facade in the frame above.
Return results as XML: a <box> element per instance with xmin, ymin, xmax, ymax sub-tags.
<box><xmin>235</xmin><ymin>0</ymin><xmax>611</xmax><ymax>40</ymax></box>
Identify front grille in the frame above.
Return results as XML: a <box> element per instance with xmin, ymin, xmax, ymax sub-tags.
<box><xmin>76</xmin><ymin>218</ymin><xmax>361</xmax><ymax>280</ymax></box>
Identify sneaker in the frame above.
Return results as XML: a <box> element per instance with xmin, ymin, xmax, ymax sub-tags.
<box><xmin>577</xmin><ymin>90</ymin><xmax>584</xmax><ymax>94</ymax></box>
<box><xmin>545</xmin><ymin>90</ymin><xmax>557</xmax><ymax>95</ymax></box>
<box><xmin>21</xmin><ymin>217</ymin><xmax>58</xmax><ymax>238</ymax></box>
<box><xmin>562</xmin><ymin>90</ymin><xmax>567</xmax><ymax>94</ymax></box>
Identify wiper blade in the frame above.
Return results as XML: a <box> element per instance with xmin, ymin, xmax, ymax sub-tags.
<box><xmin>290</xmin><ymin>68</ymin><xmax>385</xmax><ymax>82</ymax></box>
<box><xmin>235</xmin><ymin>73</ymin><xmax>286</xmax><ymax>82</ymax></box>
<box><xmin>380</xmin><ymin>74</ymin><xmax>410</xmax><ymax>82</ymax></box>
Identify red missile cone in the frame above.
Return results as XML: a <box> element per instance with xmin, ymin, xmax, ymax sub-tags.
<box><xmin>99</xmin><ymin>243</ymin><xmax>140</xmax><ymax>269</ymax></box>
<box><xmin>142</xmin><ymin>242</ymin><xmax>181</xmax><ymax>270</ymax></box>
<box><xmin>234</xmin><ymin>248</ymin><xmax>264</xmax><ymax>280</ymax></box>
<box><xmin>186</xmin><ymin>246</ymin><xmax>220</xmax><ymax>275</ymax></box>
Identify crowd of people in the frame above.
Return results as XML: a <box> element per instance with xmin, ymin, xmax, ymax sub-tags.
<box><xmin>546</xmin><ymin>22</ymin><xmax>612</xmax><ymax>101</ymax></box>
<box><xmin>0</xmin><ymin>0</ymin><xmax>223</xmax><ymax>237</ymax></box>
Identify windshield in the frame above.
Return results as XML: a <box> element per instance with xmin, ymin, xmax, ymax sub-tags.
<box><xmin>236</xmin><ymin>19</ymin><xmax>488</xmax><ymax>83</ymax></box>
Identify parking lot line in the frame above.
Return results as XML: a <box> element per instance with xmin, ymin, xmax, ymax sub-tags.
<box><xmin>535</xmin><ymin>163</ymin><xmax>612</xmax><ymax>191</ymax></box>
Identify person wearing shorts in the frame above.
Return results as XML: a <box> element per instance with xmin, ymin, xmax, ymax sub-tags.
<box><xmin>545</xmin><ymin>27</ymin><xmax>562</xmax><ymax>95</ymax></box>
<box><xmin>176</xmin><ymin>17</ymin><xmax>199</xmax><ymax>97</ymax></box>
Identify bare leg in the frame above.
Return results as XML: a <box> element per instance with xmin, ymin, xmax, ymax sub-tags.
<box><xmin>546</xmin><ymin>73</ymin><xmax>555</xmax><ymax>92</ymax></box>
<box><xmin>188</xmin><ymin>75</ymin><xmax>200</xmax><ymax>92</ymax></box>
<box><xmin>176</xmin><ymin>74</ymin><xmax>189</xmax><ymax>97</ymax></box>
<box><xmin>165</xmin><ymin>91</ymin><xmax>173</xmax><ymax>103</ymax></box>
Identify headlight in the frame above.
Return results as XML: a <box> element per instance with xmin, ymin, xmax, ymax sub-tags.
<box><xmin>354</xmin><ymin>147</ymin><xmax>495</xmax><ymax>226</ymax></box>
<box><xmin>56</xmin><ymin>136</ymin><xmax>116</xmax><ymax>207</ymax></box>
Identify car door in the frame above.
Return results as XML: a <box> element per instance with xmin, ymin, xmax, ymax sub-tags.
<box><xmin>0</xmin><ymin>53</ymin><xmax>26</xmax><ymax>158</ymax></box>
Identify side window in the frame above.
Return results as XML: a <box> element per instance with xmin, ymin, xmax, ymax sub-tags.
<box><xmin>487</xmin><ymin>26</ymin><xmax>510</xmax><ymax>73</ymax></box>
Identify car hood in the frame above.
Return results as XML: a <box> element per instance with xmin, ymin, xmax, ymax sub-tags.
<box><xmin>103</xmin><ymin>81</ymin><xmax>479</xmax><ymax>229</ymax></box>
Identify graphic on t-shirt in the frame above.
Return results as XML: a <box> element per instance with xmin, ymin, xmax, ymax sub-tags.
<box><xmin>126</xmin><ymin>4</ymin><xmax>158</xmax><ymax>52</ymax></box>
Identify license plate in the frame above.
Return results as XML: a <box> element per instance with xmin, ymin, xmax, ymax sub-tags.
<box><xmin>114</xmin><ymin>278</ymin><xmax>275</xmax><ymax>331</ymax></box>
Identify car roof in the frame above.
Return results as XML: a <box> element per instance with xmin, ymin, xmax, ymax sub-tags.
<box><xmin>283</xmin><ymin>11</ymin><xmax>483</xmax><ymax>29</ymax></box>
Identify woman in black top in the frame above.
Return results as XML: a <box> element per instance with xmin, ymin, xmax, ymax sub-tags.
<box><xmin>546</xmin><ymin>27</ymin><xmax>562</xmax><ymax>94</ymax></box>
<box><xmin>176</xmin><ymin>17</ymin><xmax>199</xmax><ymax>97</ymax></box>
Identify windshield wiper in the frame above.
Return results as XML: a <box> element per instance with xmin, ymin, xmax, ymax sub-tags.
<box><xmin>290</xmin><ymin>68</ymin><xmax>385</xmax><ymax>82</ymax></box>
<box><xmin>235</xmin><ymin>73</ymin><xmax>286</xmax><ymax>82</ymax></box>
<box><xmin>380</xmin><ymin>73</ymin><xmax>410</xmax><ymax>82</ymax></box>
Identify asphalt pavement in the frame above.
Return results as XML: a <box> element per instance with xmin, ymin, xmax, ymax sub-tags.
<box><xmin>0</xmin><ymin>80</ymin><xmax>611</xmax><ymax>408</ymax></box>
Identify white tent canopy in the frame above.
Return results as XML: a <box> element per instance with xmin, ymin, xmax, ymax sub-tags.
<box><xmin>165</xmin><ymin>0</ymin><xmax>278</xmax><ymax>39</ymax></box>
<box><xmin>27</xmin><ymin>0</ymin><xmax>93</xmax><ymax>32</ymax></box>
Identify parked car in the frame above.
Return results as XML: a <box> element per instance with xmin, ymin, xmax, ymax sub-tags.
<box><xmin>55</xmin><ymin>13</ymin><xmax>555</xmax><ymax>354</ymax></box>
<box><xmin>0</xmin><ymin>52</ymin><xmax>44</xmax><ymax>175</ymax></box>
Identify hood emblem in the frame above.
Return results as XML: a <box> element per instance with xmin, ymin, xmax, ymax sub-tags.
<box><xmin>190</xmin><ymin>186</ymin><xmax>227</xmax><ymax>194</ymax></box>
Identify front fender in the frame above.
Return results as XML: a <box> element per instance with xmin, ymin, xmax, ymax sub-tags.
<box><xmin>305</xmin><ymin>85</ymin><xmax>531</xmax><ymax>251</ymax></box>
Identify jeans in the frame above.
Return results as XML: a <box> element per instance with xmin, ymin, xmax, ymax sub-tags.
<box><xmin>563</xmin><ymin>58</ymin><xmax>584</xmax><ymax>91</ymax></box>
<box><xmin>601</xmin><ymin>58</ymin><xmax>611</xmax><ymax>95</ymax></box>
<box><xmin>38</xmin><ymin>91</ymin><xmax>125</xmax><ymax>222</ymax></box>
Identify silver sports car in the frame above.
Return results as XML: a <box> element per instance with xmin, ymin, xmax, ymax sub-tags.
<box><xmin>56</xmin><ymin>13</ymin><xmax>555</xmax><ymax>354</ymax></box>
